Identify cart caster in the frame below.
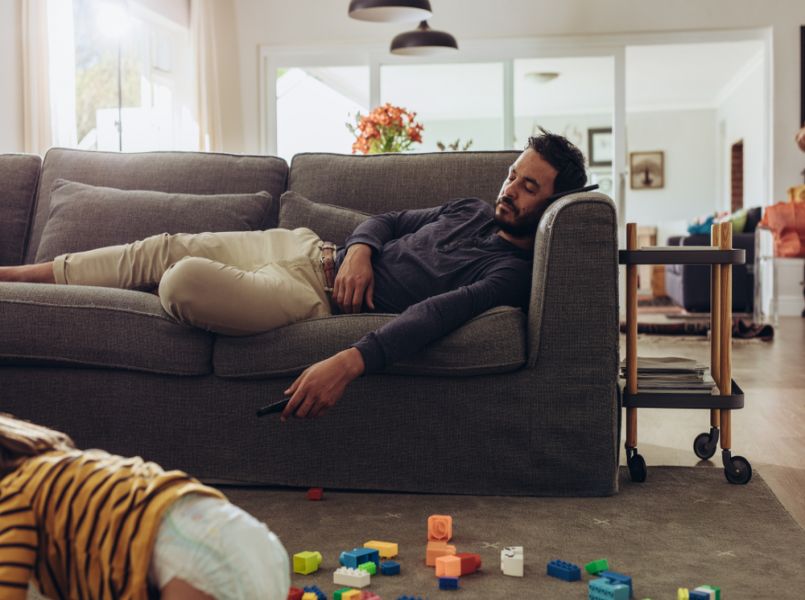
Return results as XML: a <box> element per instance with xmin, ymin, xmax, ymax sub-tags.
<box><xmin>722</xmin><ymin>450</ymin><xmax>752</xmax><ymax>485</ymax></box>
<box><xmin>693</xmin><ymin>427</ymin><xmax>719</xmax><ymax>460</ymax></box>
<box><xmin>626</xmin><ymin>448</ymin><xmax>647</xmax><ymax>483</ymax></box>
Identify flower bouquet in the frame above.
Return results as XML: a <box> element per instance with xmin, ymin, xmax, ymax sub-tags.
<box><xmin>347</xmin><ymin>103</ymin><xmax>424</xmax><ymax>154</ymax></box>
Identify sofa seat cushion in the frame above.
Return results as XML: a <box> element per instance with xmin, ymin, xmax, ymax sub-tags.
<box><xmin>213</xmin><ymin>306</ymin><xmax>526</xmax><ymax>378</ymax></box>
<box><xmin>0</xmin><ymin>283</ymin><xmax>212</xmax><ymax>375</ymax></box>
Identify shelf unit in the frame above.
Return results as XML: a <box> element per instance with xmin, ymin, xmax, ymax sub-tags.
<box><xmin>620</xmin><ymin>221</ymin><xmax>753</xmax><ymax>484</ymax></box>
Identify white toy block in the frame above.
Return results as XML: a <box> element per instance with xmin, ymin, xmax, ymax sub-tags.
<box><xmin>500</xmin><ymin>546</ymin><xmax>524</xmax><ymax>577</ymax></box>
<box><xmin>333</xmin><ymin>566</ymin><xmax>371</xmax><ymax>588</ymax></box>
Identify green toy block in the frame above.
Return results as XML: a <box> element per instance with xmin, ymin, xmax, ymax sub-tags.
<box><xmin>333</xmin><ymin>588</ymin><xmax>353</xmax><ymax>600</ymax></box>
<box><xmin>293</xmin><ymin>551</ymin><xmax>323</xmax><ymax>575</ymax></box>
<box><xmin>584</xmin><ymin>558</ymin><xmax>609</xmax><ymax>575</ymax></box>
<box><xmin>357</xmin><ymin>560</ymin><xmax>377</xmax><ymax>575</ymax></box>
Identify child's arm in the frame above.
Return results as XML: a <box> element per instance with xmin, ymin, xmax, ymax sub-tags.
<box><xmin>0</xmin><ymin>503</ymin><xmax>38</xmax><ymax>599</ymax></box>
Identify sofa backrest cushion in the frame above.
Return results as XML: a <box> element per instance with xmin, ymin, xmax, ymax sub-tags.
<box><xmin>0</xmin><ymin>154</ymin><xmax>41</xmax><ymax>266</ymax></box>
<box><xmin>288</xmin><ymin>151</ymin><xmax>519</xmax><ymax>214</ymax></box>
<box><xmin>278</xmin><ymin>191</ymin><xmax>370</xmax><ymax>246</ymax></box>
<box><xmin>25</xmin><ymin>148</ymin><xmax>288</xmax><ymax>263</ymax></box>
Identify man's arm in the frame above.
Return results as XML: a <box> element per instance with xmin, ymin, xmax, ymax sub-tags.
<box><xmin>343</xmin><ymin>204</ymin><xmax>449</xmax><ymax>254</ymax></box>
<box><xmin>281</xmin><ymin>265</ymin><xmax>529</xmax><ymax>420</ymax></box>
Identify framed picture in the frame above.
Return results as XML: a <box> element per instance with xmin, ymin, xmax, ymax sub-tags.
<box><xmin>588</xmin><ymin>128</ymin><xmax>613</xmax><ymax>167</ymax></box>
<box><xmin>630</xmin><ymin>151</ymin><xmax>665</xmax><ymax>190</ymax></box>
<box><xmin>589</xmin><ymin>169</ymin><xmax>613</xmax><ymax>196</ymax></box>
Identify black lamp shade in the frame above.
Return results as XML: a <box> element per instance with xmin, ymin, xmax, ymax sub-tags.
<box><xmin>390</xmin><ymin>21</ymin><xmax>458</xmax><ymax>55</ymax></box>
<box><xmin>348</xmin><ymin>0</ymin><xmax>432</xmax><ymax>23</ymax></box>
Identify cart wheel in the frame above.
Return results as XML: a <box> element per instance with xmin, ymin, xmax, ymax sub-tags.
<box><xmin>693</xmin><ymin>431</ymin><xmax>718</xmax><ymax>460</ymax></box>
<box><xmin>724</xmin><ymin>455</ymin><xmax>752</xmax><ymax>485</ymax></box>
<box><xmin>627</xmin><ymin>452</ymin><xmax>647</xmax><ymax>483</ymax></box>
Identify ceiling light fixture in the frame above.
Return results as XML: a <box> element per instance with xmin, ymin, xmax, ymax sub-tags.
<box><xmin>348</xmin><ymin>0</ymin><xmax>432</xmax><ymax>23</ymax></box>
<box><xmin>390</xmin><ymin>20</ymin><xmax>458</xmax><ymax>56</ymax></box>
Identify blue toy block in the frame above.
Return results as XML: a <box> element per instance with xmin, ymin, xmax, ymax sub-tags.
<box><xmin>303</xmin><ymin>585</ymin><xmax>327</xmax><ymax>600</ymax></box>
<box><xmin>381</xmin><ymin>560</ymin><xmax>401</xmax><ymax>575</ymax></box>
<box><xmin>396</xmin><ymin>597</ymin><xmax>423</xmax><ymax>600</ymax></box>
<box><xmin>438</xmin><ymin>577</ymin><xmax>460</xmax><ymax>590</ymax></box>
<box><xmin>689</xmin><ymin>593</ymin><xmax>709</xmax><ymax>600</ymax></box>
<box><xmin>589</xmin><ymin>577</ymin><xmax>629</xmax><ymax>600</ymax></box>
<box><xmin>600</xmin><ymin>571</ymin><xmax>633</xmax><ymax>597</ymax></box>
<box><xmin>340</xmin><ymin>548</ymin><xmax>380</xmax><ymax>568</ymax></box>
<box><xmin>547</xmin><ymin>559</ymin><xmax>581</xmax><ymax>582</ymax></box>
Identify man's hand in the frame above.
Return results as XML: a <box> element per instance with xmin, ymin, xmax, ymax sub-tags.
<box><xmin>280</xmin><ymin>348</ymin><xmax>365</xmax><ymax>421</ymax></box>
<box><xmin>333</xmin><ymin>243</ymin><xmax>375</xmax><ymax>313</ymax></box>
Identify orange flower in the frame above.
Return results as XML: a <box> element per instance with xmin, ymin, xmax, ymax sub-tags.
<box><xmin>347</xmin><ymin>103</ymin><xmax>424</xmax><ymax>154</ymax></box>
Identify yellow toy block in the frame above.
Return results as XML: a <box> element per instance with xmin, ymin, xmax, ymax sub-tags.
<box><xmin>293</xmin><ymin>550</ymin><xmax>322</xmax><ymax>575</ymax></box>
<box><xmin>364</xmin><ymin>540</ymin><xmax>399</xmax><ymax>558</ymax></box>
<box><xmin>435</xmin><ymin>554</ymin><xmax>462</xmax><ymax>577</ymax></box>
<box><xmin>343</xmin><ymin>591</ymin><xmax>361</xmax><ymax>600</ymax></box>
<box><xmin>425</xmin><ymin>541</ymin><xmax>456</xmax><ymax>566</ymax></box>
<box><xmin>678</xmin><ymin>589</ymin><xmax>689</xmax><ymax>600</ymax></box>
<box><xmin>302</xmin><ymin>594</ymin><xmax>318</xmax><ymax>600</ymax></box>
<box><xmin>428</xmin><ymin>514</ymin><xmax>452</xmax><ymax>541</ymax></box>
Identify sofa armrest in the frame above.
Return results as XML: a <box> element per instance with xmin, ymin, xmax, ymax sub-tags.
<box><xmin>527</xmin><ymin>193</ymin><xmax>618</xmax><ymax>371</ymax></box>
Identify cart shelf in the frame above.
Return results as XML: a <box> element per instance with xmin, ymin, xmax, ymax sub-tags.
<box><xmin>619</xmin><ymin>247</ymin><xmax>745</xmax><ymax>265</ymax></box>
<box><xmin>622</xmin><ymin>379</ymin><xmax>744</xmax><ymax>410</ymax></box>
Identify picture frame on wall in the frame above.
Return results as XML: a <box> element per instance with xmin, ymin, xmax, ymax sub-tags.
<box><xmin>630</xmin><ymin>151</ymin><xmax>664</xmax><ymax>190</ymax></box>
<box><xmin>588</xmin><ymin>128</ymin><xmax>613</xmax><ymax>167</ymax></box>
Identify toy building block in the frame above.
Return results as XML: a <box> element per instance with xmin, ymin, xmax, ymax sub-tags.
<box><xmin>302</xmin><ymin>594</ymin><xmax>318</xmax><ymax>600</ymax></box>
<box><xmin>359</xmin><ymin>592</ymin><xmax>382</xmax><ymax>600</ymax></box>
<box><xmin>307</xmin><ymin>487</ymin><xmax>324</xmax><ymax>501</ymax></box>
<box><xmin>396</xmin><ymin>597</ymin><xmax>423</xmax><ymax>600</ymax></box>
<box><xmin>427</xmin><ymin>514</ymin><xmax>453</xmax><ymax>541</ymax></box>
<box><xmin>693</xmin><ymin>585</ymin><xmax>720</xmax><ymax>600</ymax></box>
<box><xmin>358</xmin><ymin>561</ymin><xmax>377</xmax><ymax>575</ymax></box>
<box><xmin>454</xmin><ymin>552</ymin><xmax>481</xmax><ymax>575</ymax></box>
<box><xmin>677</xmin><ymin>589</ymin><xmax>689</xmax><ymax>600</ymax></box>
<box><xmin>302</xmin><ymin>586</ymin><xmax>326</xmax><ymax>600</ymax></box>
<box><xmin>287</xmin><ymin>587</ymin><xmax>304</xmax><ymax>600</ymax></box>
<box><xmin>589</xmin><ymin>577</ymin><xmax>629</xmax><ymax>600</ymax></box>
<box><xmin>438</xmin><ymin>577</ymin><xmax>460</xmax><ymax>590</ymax></box>
<box><xmin>380</xmin><ymin>560</ymin><xmax>401</xmax><ymax>575</ymax></box>
<box><xmin>689</xmin><ymin>592</ymin><xmax>709</xmax><ymax>600</ymax></box>
<box><xmin>600</xmin><ymin>571</ymin><xmax>632</xmax><ymax>597</ymax></box>
<box><xmin>435</xmin><ymin>555</ymin><xmax>462</xmax><ymax>577</ymax></box>
<box><xmin>332</xmin><ymin>589</ymin><xmax>352</xmax><ymax>600</ymax></box>
<box><xmin>547</xmin><ymin>559</ymin><xmax>581</xmax><ymax>582</ymax></box>
<box><xmin>293</xmin><ymin>551</ymin><xmax>323</xmax><ymax>575</ymax></box>
<box><xmin>333</xmin><ymin>566</ymin><xmax>371</xmax><ymax>588</ymax></box>
<box><xmin>500</xmin><ymin>546</ymin><xmax>524</xmax><ymax>577</ymax></box>
<box><xmin>340</xmin><ymin>548</ymin><xmax>380</xmax><ymax>569</ymax></box>
<box><xmin>364</xmin><ymin>540</ymin><xmax>398</xmax><ymax>559</ymax></box>
<box><xmin>425</xmin><ymin>541</ymin><xmax>456</xmax><ymax>566</ymax></box>
<box><xmin>584</xmin><ymin>558</ymin><xmax>609</xmax><ymax>576</ymax></box>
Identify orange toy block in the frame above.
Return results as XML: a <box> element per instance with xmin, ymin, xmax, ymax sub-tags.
<box><xmin>427</xmin><ymin>514</ymin><xmax>452</xmax><ymax>541</ymax></box>
<box><xmin>435</xmin><ymin>555</ymin><xmax>462</xmax><ymax>577</ymax></box>
<box><xmin>425</xmin><ymin>541</ymin><xmax>456</xmax><ymax>566</ymax></box>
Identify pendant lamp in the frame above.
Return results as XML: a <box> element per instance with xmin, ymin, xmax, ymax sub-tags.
<box><xmin>348</xmin><ymin>0</ymin><xmax>432</xmax><ymax>23</ymax></box>
<box><xmin>390</xmin><ymin>20</ymin><xmax>458</xmax><ymax>55</ymax></box>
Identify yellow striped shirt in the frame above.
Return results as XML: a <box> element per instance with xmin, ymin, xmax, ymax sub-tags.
<box><xmin>0</xmin><ymin>449</ymin><xmax>225</xmax><ymax>599</ymax></box>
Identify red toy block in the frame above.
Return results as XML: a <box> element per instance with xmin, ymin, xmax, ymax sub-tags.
<box><xmin>287</xmin><ymin>587</ymin><xmax>304</xmax><ymax>600</ymax></box>
<box><xmin>427</xmin><ymin>514</ymin><xmax>452</xmax><ymax>541</ymax></box>
<box><xmin>455</xmin><ymin>552</ymin><xmax>482</xmax><ymax>575</ymax></box>
<box><xmin>307</xmin><ymin>487</ymin><xmax>324</xmax><ymax>501</ymax></box>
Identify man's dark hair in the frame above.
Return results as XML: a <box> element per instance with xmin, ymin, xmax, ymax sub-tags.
<box><xmin>526</xmin><ymin>127</ymin><xmax>587</xmax><ymax>194</ymax></box>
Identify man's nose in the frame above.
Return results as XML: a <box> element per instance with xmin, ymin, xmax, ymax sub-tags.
<box><xmin>503</xmin><ymin>180</ymin><xmax>517</xmax><ymax>198</ymax></box>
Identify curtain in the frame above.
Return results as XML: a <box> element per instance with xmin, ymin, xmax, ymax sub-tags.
<box><xmin>191</xmin><ymin>0</ymin><xmax>223</xmax><ymax>152</ymax></box>
<box><xmin>22</xmin><ymin>0</ymin><xmax>77</xmax><ymax>155</ymax></box>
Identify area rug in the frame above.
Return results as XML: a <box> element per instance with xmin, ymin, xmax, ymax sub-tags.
<box><xmin>221</xmin><ymin>467</ymin><xmax>805</xmax><ymax>599</ymax></box>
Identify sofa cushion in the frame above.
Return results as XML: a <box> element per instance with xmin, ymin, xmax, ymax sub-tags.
<box><xmin>288</xmin><ymin>151</ymin><xmax>519</xmax><ymax>214</ymax></box>
<box><xmin>278</xmin><ymin>191</ymin><xmax>369</xmax><ymax>246</ymax></box>
<box><xmin>25</xmin><ymin>148</ymin><xmax>288</xmax><ymax>263</ymax></box>
<box><xmin>0</xmin><ymin>283</ymin><xmax>212</xmax><ymax>375</ymax></box>
<box><xmin>0</xmin><ymin>154</ymin><xmax>41</xmax><ymax>266</ymax></box>
<box><xmin>213</xmin><ymin>306</ymin><xmax>526</xmax><ymax>378</ymax></box>
<box><xmin>35</xmin><ymin>179</ymin><xmax>274</xmax><ymax>262</ymax></box>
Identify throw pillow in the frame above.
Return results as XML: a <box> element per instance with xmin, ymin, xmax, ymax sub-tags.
<box><xmin>730</xmin><ymin>208</ymin><xmax>747</xmax><ymax>234</ymax></box>
<box><xmin>35</xmin><ymin>179</ymin><xmax>274</xmax><ymax>262</ymax></box>
<box><xmin>278</xmin><ymin>191</ymin><xmax>370</xmax><ymax>246</ymax></box>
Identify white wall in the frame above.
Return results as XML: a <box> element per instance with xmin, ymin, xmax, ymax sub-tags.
<box><xmin>0</xmin><ymin>0</ymin><xmax>23</xmax><ymax>153</ymax></box>
<box><xmin>233</xmin><ymin>0</ymin><xmax>805</xmax><ymax>203</ymax></box>
<box><xmin>717</xmin><ymin>56</ymin><xmax>766</xmax><ymax>209</ymax></box>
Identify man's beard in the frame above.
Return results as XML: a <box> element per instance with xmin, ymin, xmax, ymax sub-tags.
<box><xmin>494</xmin><ymin>198</ymin><xmax>542</xmax><ymax>237</ymax></box>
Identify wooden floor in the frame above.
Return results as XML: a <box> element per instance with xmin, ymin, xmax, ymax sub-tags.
<box><xmin>619</xmin><ymin>315</ymin><xmax>805</xmax><ymax>529</ymax></box>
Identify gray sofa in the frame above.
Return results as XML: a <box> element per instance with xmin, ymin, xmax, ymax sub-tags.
<box><xmin>0</xmin><ymin>148</ymin><xmax>619</xmax><ymax>497</ymax></box>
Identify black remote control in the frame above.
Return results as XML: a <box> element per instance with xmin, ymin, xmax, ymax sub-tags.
<box><xmin>256</xmin><ymin>398</ymin><xmax>290</xmax><ymax>417</ymax></box>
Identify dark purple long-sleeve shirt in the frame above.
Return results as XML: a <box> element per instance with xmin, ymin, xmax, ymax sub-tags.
<box><xmin>334</xmin><ymin>197</ymin><xmax>532</xmax><ymax>374</ymax></box>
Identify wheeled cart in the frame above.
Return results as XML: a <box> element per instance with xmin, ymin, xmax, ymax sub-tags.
<box><xmin>619</xmin><ymin>221</ymin><xmax>753</xmax><ymax>484</ymax></box>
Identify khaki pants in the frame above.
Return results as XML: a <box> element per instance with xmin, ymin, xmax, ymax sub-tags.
<box><xmin>53</xmin><ymin>228</ymin><xmax>332</xmax><ymax>335</ymax></box>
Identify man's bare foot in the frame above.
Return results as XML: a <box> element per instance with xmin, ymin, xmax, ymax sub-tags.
<box><xmin>0</xmin><ymin>262</ymin><xmax>56</xmax><ymax>283</ymax></box>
